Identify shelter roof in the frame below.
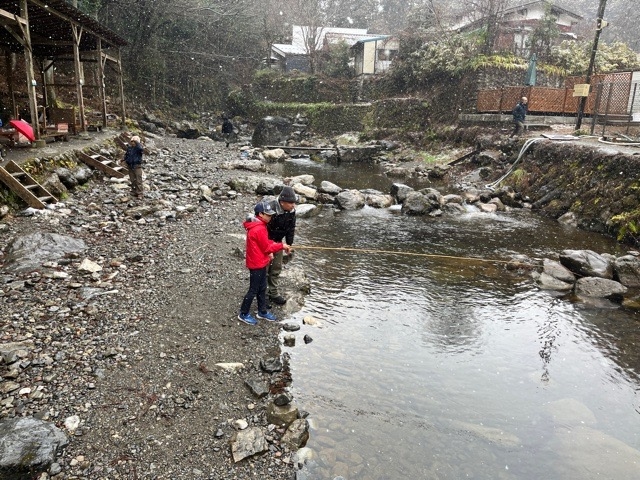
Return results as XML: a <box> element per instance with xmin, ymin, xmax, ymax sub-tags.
<box><xmin>353</xmin><ymin>35</ymin><xmax>392</xmax><ymax>44</ymax></box>
<box><xmin>325</xmin><ymin>32</ymin><xmax>389</xmax><ymax>47</ymax></box>
<box><xmin>503</xmin><ymin>1</ymin><xmax>583</xmax><ymax>20</ymax></box>
<box><xmin>272</xmin><ymin>44</ymin><xmax>307</xmax><ymax>56</ymax></box>
<box><xmin>0</xmin><ymin>0</ymin><xmax>127</xmax><ymax>57</ymax></box>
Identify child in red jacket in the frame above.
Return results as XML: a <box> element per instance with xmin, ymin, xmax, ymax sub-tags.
<box><xmin>238</xmin><ymin>201</ymin><xmax>291</xmax><ymax>325</ymax></box>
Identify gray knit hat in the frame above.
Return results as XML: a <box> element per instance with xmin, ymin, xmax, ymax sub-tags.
<box><xmin>278</xmin><ymin>186</ymin><xmax>297</xmax><ymax>203</ymax></box>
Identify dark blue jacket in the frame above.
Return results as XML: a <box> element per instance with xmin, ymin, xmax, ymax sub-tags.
<box><xmin>124</xmin><ymin>143</ymin><xmax>144</xmax><ymax>168</ymax></box>
<box><xmin>512</xmin><ymin>102</ymin><xmax>528</xmax><ymax>123</ymax></box>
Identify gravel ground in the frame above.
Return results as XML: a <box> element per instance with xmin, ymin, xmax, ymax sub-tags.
<box><xmin>0</xmin><ymin>135</ymin><xmax>297</xmax><ymax>479</ymax></box>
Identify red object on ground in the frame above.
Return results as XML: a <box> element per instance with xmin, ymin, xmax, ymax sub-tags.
<box><xmin>9</xmin><ymin>119</ymin><xmax>35</xmax><ymax>141</ymax></box>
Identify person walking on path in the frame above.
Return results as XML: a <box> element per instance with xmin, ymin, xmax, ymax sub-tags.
<box><xmin>266</xmin><ymin>186</ymin><xmax>297</xmax><ymax>306</ymax></box>
<box><xmin>221</xmin><ymin>117</ymin><xmax>234</xmax><ymax>148</ymax></box>
<box><xmin>124</xmin><ymin>135</ymin><xmax>144</xmax><ymax>197</ymax></box>
<box><xmin>511</xmin><ymin>97</ymin><xmax>528</xmax><ymax>137</ymax></box>
<box><xmin>238</xmin><ymin>201</ymin><xmax>292</xmax><ymax>325</ymax></box>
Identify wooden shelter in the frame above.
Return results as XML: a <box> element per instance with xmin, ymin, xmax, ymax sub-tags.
<box><xmin>0</xmin><ymin>0</ymin><xmax>127</xmax><ymax>140</ymax></box>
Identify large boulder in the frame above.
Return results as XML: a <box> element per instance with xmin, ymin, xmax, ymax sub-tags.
<box><xmin>281</xmin><ymin>419</ymin><xmax>310</xmax><ymax>450</ymax></box>
<box><xmin>54</xmin><ymin>168</ymin><xmax>78</xmax><ymax>189</ymax></box>
<box><xmin>559</xmin><ymin>250</ymin><xmax>613</xmax><ymax>279</ymax></box>
<box><xmin>337</xmin><ymin>145</ymin><xmax>382</xmax><ymax>163</ymax></box>
<box><xmin>41</xmin><ymin>173</ymin><xmax>67</xmax><ymax>198</ymax></box>
<box><xmin>230</xmin><ymin>427</ymin><xmax>268</xmax><ymax>463</ymax></box>
<box><xmin>262</xmin><ymin>148</ymin><xmax>287</xmax><ymax>162</ymax></box>
<box><xmin>542</xmin><ymin>259</ymin><xmax>576</xmax><ymax>284</ymax></box>
<box><xmin>292</xmin><ymin>183</ymin><xmax>317</xmax><ymax>201</ymax></box>
<box><xmin>0</xmin><ymin>417</ymin><xmax>69</xmax><ymax>479</ymax></box>
<box><xmin>335</xmin><ymin>189</ymin><xmax>365</xmax><ymax>210</ymax></box>
<box><xmin>534</xmin><ymin>272</ymin><xmax>574</xmax><ymax>291</ymax></box>
<box><xmin>390</xmin><ymin>183</ymin><xmax>414</xmax><ymax>203</ymax></box>
<box><xmin>574</xmin><ymin>277</ymin><xmax>627</xmax><ymax>301</ymax></box>
<box><xmin>318</xmin><ymin>181</ymin><xmax>342</xmax><ymax>195</ymax></box>
<box><xmin>288</xmin><ymin>174</ymin><xmax>315</xmax><ymax>186</ymax></box>
<box><xmin>175</xmin><ymin>121</ymin><xmax>201</xmax><ymax>139</ymax></box>
<box><xmin>295</xmin><ymin>204</ymin><xmax>320</xmax><ymax>218</ymax></box>
<box><xmin>3</xmin><ymin>232</ymin><xmax>86</xmax><ymax>273</ymax></box>
<box><xmin>363</xmin><ymin>190</ymin><xmax>394</xmax><ymax>208</ymax></box>
<box><xmin>613</xmin><ymin>255</ymin><xmax>640</xmax><ymax>288</ymax></box>
<box><xmin>401</xmin><ymin>191</ymin><xmax>431</xmax><ymax>215</ymax></box>
<box><xmin>252</xmin><ymin>116</ymin><xmax>292</xmax><ymax>147</ymax></box>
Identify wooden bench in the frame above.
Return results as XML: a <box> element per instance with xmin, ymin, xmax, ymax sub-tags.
<box><xmin>49</xmin><ymin>108</ymin><xmax>78</xmax><ymax>134</ymax></box>
<box><xmin>43</xmin><ymin>123</ymin><xmax>69</xmax><ymax>142</ymax></box>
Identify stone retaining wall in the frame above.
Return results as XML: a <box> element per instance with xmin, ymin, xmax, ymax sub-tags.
<box><xmin>502</xmin><ymin>140</ymin><xmax>640</xmax><ymax>244</ymax></box>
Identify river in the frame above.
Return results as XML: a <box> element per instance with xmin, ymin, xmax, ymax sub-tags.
<box><xmin>274</xmin><ymin>158</ymin><xmax>640</xmax><ymax>480</ymax></box>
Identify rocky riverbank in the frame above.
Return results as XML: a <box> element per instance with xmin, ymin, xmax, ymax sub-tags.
<box><xmin>0</xmin><ymin>135</ymin><xmax>310</xmax><ymax>479</ymax></box>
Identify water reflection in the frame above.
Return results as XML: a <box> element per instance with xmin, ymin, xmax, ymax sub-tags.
<box><xmin>285</xmin><ymin>187</ymin><xmax>640</xmax><ymax>479</ymax></box>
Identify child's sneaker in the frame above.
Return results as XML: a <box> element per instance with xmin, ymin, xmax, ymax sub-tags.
<box><xmin>238</xmin><ymin>312</ymin><xmax>258</xmax><ymax>325</ymax></box>
<box><xmin>256</xmin><ymin>311</ymin><xmax>277</xmax><ymax>322</ymax></box>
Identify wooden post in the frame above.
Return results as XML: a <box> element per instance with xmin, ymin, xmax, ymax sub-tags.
<box><xmin>117</xmin><ymin>48</ymin><xmax>126</xmax><ymax>127</ymax></box>
<box><xmin>601</xmin><ymin>82</ymin><xmax>614</xmax><ymax>136</ymax></box>
<box><xmin>71</xmin><ymin>24</ymin><xmax>86</xmax><ymax>132</ymax></box>
<box><xmin>6</xmin><ymin>51</ymin><xmax>15</xmax><ymax>120</ymax></box>
<box><xmin>97</xmin><ymin>39</ymin><xmax>107</xmax><ymax>128</ymax></box>
<box><xmin>19</xmin><ymin>0</ymin><xmax>40</xmax><ymax>139</ymax></box>
<box><xmin>576</xmin><ymin>0</ymin><xmax>608</xmax><ymax>130</ymax></box>
<box><xmin>626</xmin><ymin>83</ymin><xmax>637</xmax><ymax>135</ymax></box>
<box><xmin>40</xmin><ymin>60</ymin><xmax>47</xmax><ymax>127</ymax></box>
<box><xmin>590</xmin><ymin>82</ymin><xmax>603</xmax><ymax>135</ymax></box>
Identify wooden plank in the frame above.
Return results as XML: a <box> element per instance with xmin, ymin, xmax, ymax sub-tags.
<box><xmin>263</xmin><ymin>145</ymin><xmax>337</xmax><ymax>151</ymax></box>
<box><xmin>114</xmin><ymin>136</ymin><xmax>128</xmax><ymax>150</ymax></box>
<box><xmin>76</xmin><ymin>150</ymin><xmax>126</xmax><ymax>178</ymax></box>
<box><xmin>446</xmin><ymin>148</ymin><xmax>479</xmax><ymax>166</ymax></box>
<box><xmin>0</xmin><ymin>160</ymin><xmax>60</xmax><ymax>209</ymax></box>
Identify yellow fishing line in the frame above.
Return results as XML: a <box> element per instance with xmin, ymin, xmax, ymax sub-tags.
<box><xmin>292</xmin><ymin>245</ymin><xmax>536</xmax><ymax>266</ymax></box>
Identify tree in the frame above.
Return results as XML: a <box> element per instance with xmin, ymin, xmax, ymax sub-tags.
<box><xmin>85</xmin><ymin>0</ymin><xmax>262</xmax><ymax>107</ymax></box>
<box><xmin>323</xmin><ymin>41</ymin><xmax>354</xmax><ymax>78</ymax></box>
<box><xmin>550</xmin><ymin>40</ymin><xmax>640</xmax><ymax>76</ymax></box>
<box><xmin>527</xmin><ymin>3</ymin><xmax>560</xmax><ymax>59</ymax></box>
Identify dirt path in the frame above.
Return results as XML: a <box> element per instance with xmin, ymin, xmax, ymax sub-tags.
<box><xmin>0</xmin><ymin>136</ymin><xmax>296</xmax><ymax>479</ymax></box>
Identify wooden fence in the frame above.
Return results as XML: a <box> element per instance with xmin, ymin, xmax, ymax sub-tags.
<box><xmin>477</xmin><ymin>72</ymin><xmax>633</xmax><ymax>116</ymax></box>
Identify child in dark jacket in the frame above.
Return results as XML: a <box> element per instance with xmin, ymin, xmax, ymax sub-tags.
<box><xmin>238</xmin><ymin>201</ymin><xmax>291</xmax><ymax>325</ymax></box>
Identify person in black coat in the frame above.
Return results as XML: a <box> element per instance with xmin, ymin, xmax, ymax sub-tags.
<box><xmin>265</xmin><ymin>186</ymin><xmax>297</xmax><ymax>305</ymax></box>
<box><xmin>124</xmin><ymin>135</ymin><xmax>144</xmax><ymax>197</ymax></box>
<box><xmin>511</xmin><ymin>97</ymin><xmax>528</xmax><ymax>137</ymax></box>
<box><xmin>221</xmin><ymin>117</ymin><xmax>234</xmax><ymax>147</ymax></box>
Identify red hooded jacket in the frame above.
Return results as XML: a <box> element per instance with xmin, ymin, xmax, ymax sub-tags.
<box><xmin>243</xmin><ymin>217</ymin><xmax>284</xmax><ymax>269</ymax></box>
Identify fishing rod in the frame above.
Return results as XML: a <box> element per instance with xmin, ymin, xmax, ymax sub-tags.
<box><xmin>292</xmin><ymin>245</ymin><xmax>539</xmax><ymax>267</ymax></box>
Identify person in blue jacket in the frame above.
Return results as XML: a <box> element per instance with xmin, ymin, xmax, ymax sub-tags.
<box><xmin>124</xmin><ymin>135</ymin><xmax>144</xmax><ymax>197</ymax></box>
<box><xmin>511</xmin><ymin>97</ymin><xmax>528</xmax><ymax>137</ymax></box>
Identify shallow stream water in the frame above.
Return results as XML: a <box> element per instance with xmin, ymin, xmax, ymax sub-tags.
<box><xmin>274</xmin><ymin>158</ymin><xmax>640</xmax><ymax>480</ymax></box>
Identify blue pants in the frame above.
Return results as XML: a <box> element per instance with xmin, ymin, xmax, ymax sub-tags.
<box><xmin>240</xmin><ymin>267</ymin><xmax>268</xmax><ymax>314</ymax></box>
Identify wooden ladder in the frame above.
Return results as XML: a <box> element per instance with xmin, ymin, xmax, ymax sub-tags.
<box><xmin>0</xmin><ymin>160</ymin><xmax>58</xmax><ymax>209</ymax></box>
<box><xmin>76</xmin><ymin>150</ymin><xmax>126</xmax><ymax>178</ymax></box>
<box><xmin>115</xmin><ymin>132</ymin><xmax>131</xmax><ymax>150</ymax></box>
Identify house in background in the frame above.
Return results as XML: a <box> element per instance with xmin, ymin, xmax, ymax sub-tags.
<box><xmin>453</xmin><ymin>0</ymin><xmax>583</xmax><ymax>57</ymax></box>
<box><xmin>271</xmin><ymin>26</ymin><xmax>367</xmax><ymax>73</ymax></box>
<box><xmin>351</xmin><ymin>36</ymin><xmax>399</xmax><ymax>76</ymax></box>
<box><xmin>271</xmin><ymin>26</ymin><xmax>397</xmax><ymax>75</ymax></box>
<box><xmin>270</xmin><ymin>44</ymin><xmax>310</xmax><ymax>72</ymax></box>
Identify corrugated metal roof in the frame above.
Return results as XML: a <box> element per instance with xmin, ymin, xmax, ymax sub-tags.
<box><xmin>272</xmin><ymin>44</ymin><xmax>307</xmax><ymax>56</ymax></box>
<box><xmin>0</xmin><ymin>0</ymin><xmax>127</xmax><ymax>57</ymax></box>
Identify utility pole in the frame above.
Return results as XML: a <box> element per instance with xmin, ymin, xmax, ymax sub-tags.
<box><xmin>575</xmin><ymin>0</ymin><xmax>608</xmax><ymax>130</ymax></box>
